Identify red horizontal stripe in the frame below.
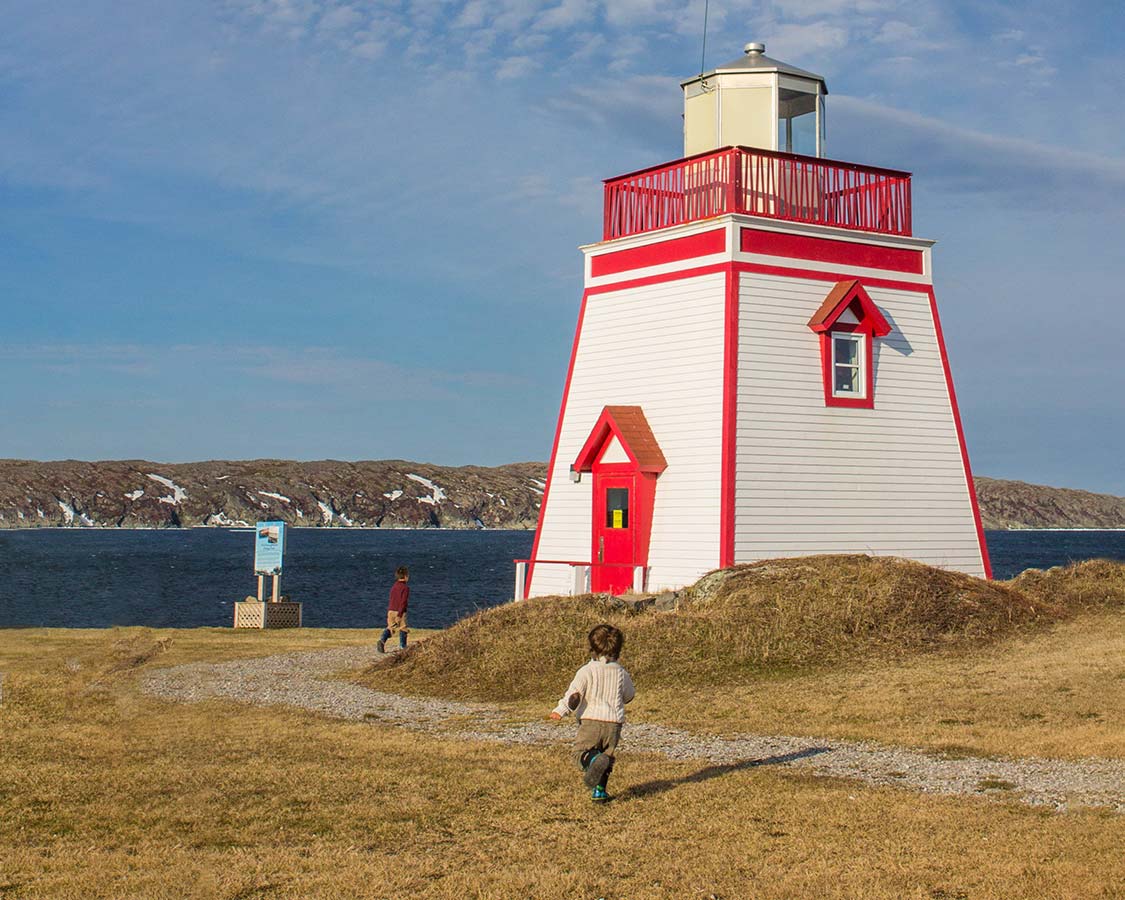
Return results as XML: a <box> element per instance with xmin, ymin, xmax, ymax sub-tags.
<box><xmin>591</xmin><ymin>228</ymin><xmax>726</xmax><ymax>277</ymax></box>
<box><xmin>740</xmin><ymin>227</ymin><xmax>923</xmax><ymax>275</ymax></box>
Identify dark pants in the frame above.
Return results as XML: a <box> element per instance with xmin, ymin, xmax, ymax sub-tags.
<box><xmin>574</xmin><ymin>720</ymin><xmax>621</xmax><ymax>788</ymax></box>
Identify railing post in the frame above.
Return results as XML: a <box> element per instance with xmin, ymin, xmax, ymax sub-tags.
<box><xmin>570</xmin><ymin>565</ymin><xmax>589</xmax><ymax>596</ymax></box>
<box><xmin>603</xmin><ymin>183</ymin><xmax>612</xmax><ymax>240</ymax></box>
<box><xmin>730</xmin><ymin>149</ymin><xmax>744</xmax><ymax>215</ymax></box>
<box><xmin>514</xmin><ymin>561</ymin><xmax>528</xmax><ymax>602</ymax></box>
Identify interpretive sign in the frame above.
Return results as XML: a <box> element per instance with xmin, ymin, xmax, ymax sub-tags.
<box><xmin>254</xmin><ymin>521</ymin><xmax>286</xmax><ymax>575</ymax></box>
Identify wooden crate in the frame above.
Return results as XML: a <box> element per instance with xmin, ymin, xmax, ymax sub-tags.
<box><xmin>234</xmin><ymin>601</ymin><xmax>302</xmax><ymax>629</ymax></box>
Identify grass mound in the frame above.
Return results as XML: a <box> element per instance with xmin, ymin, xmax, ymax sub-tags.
<box><xmin>1010</xmin><ymin>558</ymin><xmax>1125</xmax><ymax>610</ymax></box>
<box><xmin>362</xmin><ymin>554</ymin><xmax>1100</xmax><ymax>702</ymax></box>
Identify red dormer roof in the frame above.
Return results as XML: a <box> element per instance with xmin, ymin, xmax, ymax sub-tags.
<box><xmin>573</xmin><ymin>405</ymin><xmax>667</xmax><ymax>474</ymax></box>
<box><xmin>807</xmin><ymin>279</ymin><xmax>891</xmax><ymax>337</ymax></box>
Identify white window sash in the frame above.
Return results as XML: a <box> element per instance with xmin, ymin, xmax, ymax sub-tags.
<box><xmin>831</xmin><ymin>332</ymin><xmax>865</xmax><ymax>398</ymax></box>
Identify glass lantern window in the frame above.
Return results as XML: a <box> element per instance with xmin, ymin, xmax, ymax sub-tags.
<box><xmin>778</xmin><ymin>87</ymin><xmax>820</xmax><ymax>156</ymax></box>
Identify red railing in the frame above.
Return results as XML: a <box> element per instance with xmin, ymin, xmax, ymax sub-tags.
<box><xmin>603</xmin><ymin>146</ymin><xmax>912</xmax><ymax>240</ymax></box>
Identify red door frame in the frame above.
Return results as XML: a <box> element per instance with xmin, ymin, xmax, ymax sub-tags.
<box><xmin>572</xmin><ymin>406</ymin><xmax>666</xmax><ymax>596</ymax></box>
<box><xmin>591</xmin><ymin>464</ymin><xmax>636</xmax><ymax>594</ymax></box>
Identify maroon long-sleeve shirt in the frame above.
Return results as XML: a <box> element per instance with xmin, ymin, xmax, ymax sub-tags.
<box><xmin>388</xmin><ymin>581</ymin><xmax>410</xmax><ymax>613</ymax></box>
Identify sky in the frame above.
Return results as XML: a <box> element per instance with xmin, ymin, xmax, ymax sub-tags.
<box><xmin>1</xmin><ymin>0</ymin><xmax>1123</xmax><ymax>494</ymax></box>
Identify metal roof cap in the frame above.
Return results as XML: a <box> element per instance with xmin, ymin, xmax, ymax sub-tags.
<box><xmin>681</xmin><ymin>42</ymin><xmax>828</xmax><ymax>93</ymax></box>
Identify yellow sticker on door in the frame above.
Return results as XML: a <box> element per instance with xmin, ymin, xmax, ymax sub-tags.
<box><xmin>612</xmin><ymin>509</ymin><xmax>624</xmax><ymax>529</ymax></box>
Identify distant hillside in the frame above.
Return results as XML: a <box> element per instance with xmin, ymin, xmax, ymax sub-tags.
<box><xmin>0</xmin><ymin>459</ymin><xmax>546</xmax><ymax>530</ymax></box>
<box><xmin>974</xmin><ymin>476</ymin><xmax>1125</xmax><ymax>530</ymax></box>
<box><xmin>0</xmin><ymin>459</ymin><xmax>1122</xmax><ymax>531</ymax></box>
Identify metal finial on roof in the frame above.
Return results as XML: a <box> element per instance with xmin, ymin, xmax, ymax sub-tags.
<box><xmin>744</xmin><ymin>42</ymin><xmax>765</xmax><ymax>55</ymax></box>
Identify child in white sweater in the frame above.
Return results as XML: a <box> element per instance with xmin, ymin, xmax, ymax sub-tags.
<box><xmin>550</xmin><ymin>624</ymin><xmax>635</xmax><ymax>802</ymax></box>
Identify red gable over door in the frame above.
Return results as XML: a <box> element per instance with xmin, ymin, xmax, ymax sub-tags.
<box><xmin>573</xmin><ymin>406</ymin><xmax>665</xmax><ymax>595</ymax></box>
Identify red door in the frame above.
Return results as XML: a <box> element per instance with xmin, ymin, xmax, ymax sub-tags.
<box><xmin>591</xmin><ymin>473</ymin><xmax>635</xmax><ymax>594</ymax></box>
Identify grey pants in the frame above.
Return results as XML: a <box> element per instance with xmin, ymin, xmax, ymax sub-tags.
<box><xmin>574</xmin><ymin>720</ymin><xmax>622</xmax><ymax>787</ymax></box>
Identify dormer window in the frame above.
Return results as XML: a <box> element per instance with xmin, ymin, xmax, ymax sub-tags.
<box><xmin>831</xmin><ymin>331</ymin><xmax>864</xmax><ymax>397</ymax></box>
<box><xmin>808</xmin><ymin>280</ymin><xmax>890</xmax><ymax>409</ymax></box>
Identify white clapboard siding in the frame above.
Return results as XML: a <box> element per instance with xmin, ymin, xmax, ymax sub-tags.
<box><xmin>734</xmin><ymin>273</ymin><xmax>986</xmax><ymax>576</ymax></box>
<box><xmin>530</xmin><ymin>273</ymin><xmax>726</xmax><ymax>596</ymax></box>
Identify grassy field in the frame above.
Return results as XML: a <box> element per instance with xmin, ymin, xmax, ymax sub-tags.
<box><xmin>2</xmin><ymin>557</ymin><xmax>1124</xmax><ymax>898</ymax></box>
<box><xmin>364</xmin><ymin>557</ymin><xmax>1125</xmax><ymax>760</ymax></box>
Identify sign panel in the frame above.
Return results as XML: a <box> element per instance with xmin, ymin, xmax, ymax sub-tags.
<box><xmin>254</xmin><ymin>521</ymin><xmax>286</xmax><ymax>575</ymax></box>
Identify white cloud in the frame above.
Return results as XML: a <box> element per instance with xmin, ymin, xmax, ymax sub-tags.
<box><xmin>765</xmin><ymin>21</ymin><xmax>850</xmax><ymax>58</ymax></box>
<box><xmin>496</xmin><ymin>55</ymin><xmax>536</xmax><ymax>80</ymax></box>
<box><xmin>318</xmin><ymin>5</ymin><xmax>363</xmax><ymax>33</ymax></box>
<box><xmin>535</xmin><ymin>0</ymin><xmax>598</xmax><ymax>31</ymax></box>
<box><xmin>834</xmin><ymin>94</ymin><xmax>1125</xmax><ymax>200</ymax></box>
<box><xmin>873</xmin><ymin>20</ymin><xmax>920</xmax><ymax>43</ymax></box>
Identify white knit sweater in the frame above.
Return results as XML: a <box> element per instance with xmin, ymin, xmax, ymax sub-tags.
<box><xmin>553</xmin><ymin>657</ymin><xmax>635</xmax><ymax>724</ymax></box>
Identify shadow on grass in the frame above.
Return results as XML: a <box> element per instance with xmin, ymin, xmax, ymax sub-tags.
<box><xmin>618</xmin><ymin>747</ymin><xmax>831</xmax><ymax>800</ymax></box>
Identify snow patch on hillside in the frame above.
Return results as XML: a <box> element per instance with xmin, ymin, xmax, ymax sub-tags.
<box><xmin>406</xmin><ymin>474</ymin><xmax>446</xmax><ymax>505</ymax></box>
<box><xmin>383</xmin><ymin>490</ymin><xmax>403</xmax><ymax>501</ymax></box>
<box><xmin>146</xmin><ymin>473</ymin><xmax>187</xmax><ymax>505</ymax></box>
<box><xmin>258</xmin><ymin>491</ymin><xmax>291</xmax><ymax>503</ymax></box>
<box><xmin>124</xmin><ymin>489</ymin><xmax>144</xmax><ymax>501</ymax></box>
<box><xmin>205</xmin><ymin>512</ymin><xmax>250</xmax><ymax>527</ymax></box>
<box><xmin>317</xmin><ymin>500</ymin><xmax>334</xmax><ymax>525</ymax></box>
<box><xmin>57</xmin><ymin>499</ymin><xmax>94</xmax><ymax>526</ymax></box>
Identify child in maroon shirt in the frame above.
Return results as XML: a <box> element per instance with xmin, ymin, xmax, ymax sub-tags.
<box><xmin>377</xmin><ymin>566</ymin><xmax>410</xmax><ymax>654</ymax></box>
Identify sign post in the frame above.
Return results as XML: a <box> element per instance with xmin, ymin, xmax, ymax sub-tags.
<box><xmin>234</xmin><ymin>521</ymin><xmax>301</xmax><ymax>628</ymax></box>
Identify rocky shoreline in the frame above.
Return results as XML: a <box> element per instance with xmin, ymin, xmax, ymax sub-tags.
<box><xmin>0</xmin><ymin>459</ymin><xmax>1122</xmax><ymax>532</ymax></box>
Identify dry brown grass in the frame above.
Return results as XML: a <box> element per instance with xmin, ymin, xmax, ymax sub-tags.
<box><xmin>1</xmin><ymin>627</ymin><xmax>1123</xmax><ymax>899</ymax></box>
<box><xmin>632</xmin><ymin>608</ymin><xmax>1125</xmax><ymax>759</ymax></box>
<box><xmin>361</xmin><ymin>555</ymin><xmax>1088</xmax><ymax>702</ymax></box>
<box><xmin>1011</xmin><ymin>558</ymin><xmax>1125</xmax><ymax>609</ymax></box>
<box><xmin>359</xmin><ymin>556</ymin><xmax>1125</xmax><ymax>760</ymax></box>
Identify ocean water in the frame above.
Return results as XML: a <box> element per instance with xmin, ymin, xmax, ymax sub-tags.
<box><xmin>0</xmin><ymin>528</ymin><xmax>1121</xmax><ymax>629</ymax></box>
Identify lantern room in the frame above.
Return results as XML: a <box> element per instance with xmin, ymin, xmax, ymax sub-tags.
<box><xmin>681</xmin><ymin>42</ymin><xmax>826</xmax><ymax>158</ymax></box>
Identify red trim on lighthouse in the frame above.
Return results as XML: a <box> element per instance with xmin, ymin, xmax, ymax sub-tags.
<box><xmin>587</xmin><ymin>262</ymin><xmax>729</xmax><ymax>296</ymax></box>
<box><xmin>927</xmin><ymin>285</ymin><xmax>994</xmax><ymax>580</ymax></box>
<box><xmin>528</xmin><ymin>263</ymin><xmax>726</xmax><ymax>596</ymax></box>
<box><xmin>740</xmin><ymin>227</ymin><xmax>924</xmax><ymax>275</ymax></box>
<box><xmin>525</xmin><ymin>289</ymin><xmax>591</xmax><ymax>595</ymax></box>
<box><xmin>590</xmin><ymin>228</ymin><xmax>726</xmax><ymax>277</ymax></box>
<box><xmin>719</xmin><ymin>263</ymin><xmax>739</xmax><ymax>569</ymax></box>
<box><xmin>726</xmin><ymin>257</ymin><xmax>991</xmax><ymax>578</ymax></box>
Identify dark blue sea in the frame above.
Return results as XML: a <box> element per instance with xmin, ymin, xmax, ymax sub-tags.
<box><xmin>0</xmin><ymin>529</ymin><xmax>1121</xmax><ymax>629</ymax></box>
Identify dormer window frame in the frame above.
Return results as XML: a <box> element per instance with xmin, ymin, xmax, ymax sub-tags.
<box><xmin>830</xmin><ymin>327</ymin><xmax>866</xmax><ymax>400</ymax></box>
<box><xmin>808</xmin><ymin>279</ymin><xmax>891</xmax><ymax>411</ymax></box>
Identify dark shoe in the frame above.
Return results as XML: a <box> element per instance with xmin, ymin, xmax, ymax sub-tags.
<box><xmin>591</xmin><ymin>785</ymin><xmax>610</xmax><ymax>802</ymax></box>
<box><xmin>376</xmin><ymin>640</ymin><xmax>385</xmax><ymax>654</ymax></box>
<box><xmin>583</xmin><ymin>752</ymin><xmax>612</xmax><ymax>788</ymax></box>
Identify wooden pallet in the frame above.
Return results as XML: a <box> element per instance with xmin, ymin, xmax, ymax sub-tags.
<box><xmin>233</xmin><ymin>601</ymin><xmax>302</xmax><ymax>629</ymax></box>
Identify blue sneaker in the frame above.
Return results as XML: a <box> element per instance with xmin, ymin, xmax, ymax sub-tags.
<box><xmin>591</xmin><ymin>785</ymin><xmax>609</xmax><ymax>802</ymax></box>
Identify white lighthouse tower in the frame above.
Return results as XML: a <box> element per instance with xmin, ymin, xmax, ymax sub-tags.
<box><xmin>518</xmin><ymin>43</ymin><xmax>991</xmax><ymax>599</ymax></box>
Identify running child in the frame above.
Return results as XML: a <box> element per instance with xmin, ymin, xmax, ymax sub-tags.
<box><xmin>549</xmin><ymin>623</ymin><xmax>635</xmax><ymax>802</ymax></box>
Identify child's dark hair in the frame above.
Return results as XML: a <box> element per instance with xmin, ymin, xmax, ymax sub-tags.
<box><xmin>588</xmin><ymin>624</ymin><xmax>624</xmax><ymax>660</ymax></box>
<box><xmin>395</xmin><ymin>566</ymin><xmax>409</xmax><ymax>580</ymax></box>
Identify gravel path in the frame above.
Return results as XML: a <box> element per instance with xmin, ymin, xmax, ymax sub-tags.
<box><xmin>140</xmin><ymin>647</ymin><xmax>1125</xmax><ymax>813</ymax></box>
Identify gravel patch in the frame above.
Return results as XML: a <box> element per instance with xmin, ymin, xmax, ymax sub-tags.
<box><xmin>140</xmin><ymin>647</ymin><xmax>1125</xmax><ymax>813</ymax></box>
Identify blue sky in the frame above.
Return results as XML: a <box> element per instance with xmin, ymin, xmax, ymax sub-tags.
<box><xmin>2</xmin><ymin>1</ymin><xmax>1123</xmax><ymax>494</ymax></box>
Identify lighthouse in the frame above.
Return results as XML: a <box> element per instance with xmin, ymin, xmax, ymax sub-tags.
<box><xmin>517</xmin><ymin>43</ymin><xmax>991</xmax><ymax>599</ymax></box>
